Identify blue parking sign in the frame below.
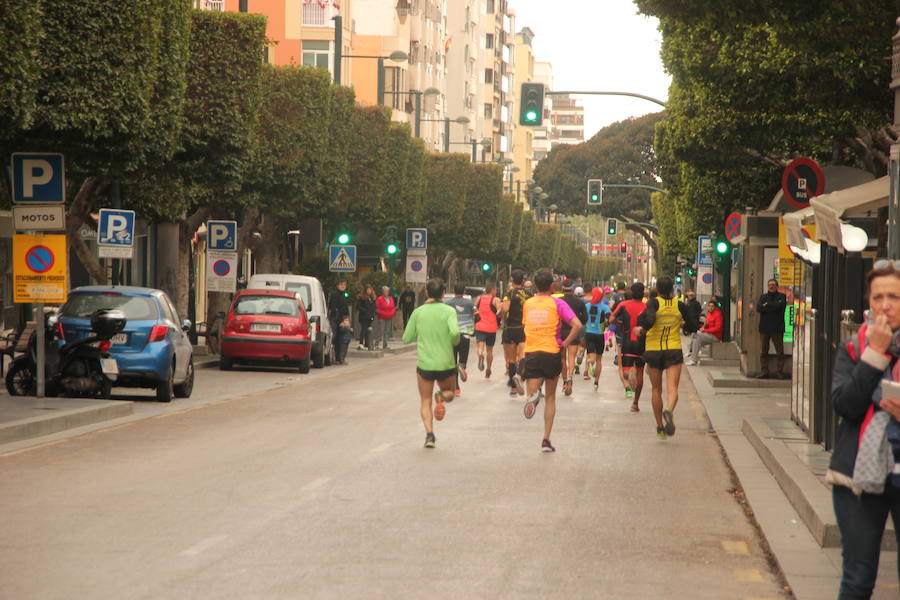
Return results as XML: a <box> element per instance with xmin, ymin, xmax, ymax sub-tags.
<box><xmin>11</xmin><ymin>153</ymin><xmax>65</xmax><ymax>203</ymax></box>
<box><xmin>98</xmin><ymin>209</ymin><xmax>136</xmax><ymax>247</ymax></box>
<box><xmin>207</xmin><ymin>220</ymin><xmax>237</xmax><ymax>251</ymax></box>
<box><xmin>406</xmin><ymin>228</ymin><xmax>427</xmax><ymax>250</ymax></box>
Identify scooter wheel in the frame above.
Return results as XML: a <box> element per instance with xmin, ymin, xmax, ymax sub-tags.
<box><xmin>6</xmin><ymin>359</ymin><xmax>36</xmax><ymax>396</ymax></box>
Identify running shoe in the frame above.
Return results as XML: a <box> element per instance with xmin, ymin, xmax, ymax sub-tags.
<box><xmin>574</xmin><ymin>365</ymin><xmax>580</xmax><ymax>375</ymax></box>
<box><xmin>509</xmin><ymin>388</ymin><xmax>519</xmax><ymax>398</ymax></box>
<box><xmin>656</xmin><ymin>427</ymin><xmax>667</xmax><ymax>441</ymax></box>
<box><xmin>625</xmin><ymin>388</ymin><xmax>634</xmax><ymax>399</ymax></box>
<box><xmin>589</xmin><ymin>363</ymin><xmax>596</xmax><ymax>378</ymax></box>
<box><xmin>662</xmin><ymin>409</ymin><xmax>676</xmax><ymax>436</ymax></box>
<box><xmin>583</xmin><ymin>371</ymin><xmax>591</xmax><ymax>380</ymax></box>
<box><xmin>511</xmin><ymin>374</ymin><xmax>525</xmax><ymax>396</ymax></box>
<box><xmin>458</xmin><ymin>364</ymin><xmax>468</xmax><ymax>382</ymax></box>
<box><xmin>630</xmin><ymin>401</ymin><xmax>640</xmax><ymax>412</ymax></box>
<box><xmin>485</xmin><ymin>367</ymin><xmax>492</xmax><ymax>378</ymax></box>
<box><xmin>541</xmin><ymin>439</ymin><xmax>556</xmax><ymax>453</ymax></box>
<box><xmin>434</xmin><ymin>392</ymin><xmax>446</xmax><ymax>421</ymax></box>
<box><xmin>478</xmin><ymin>355</ymin><xmax>485</xmax><ymax>371</ymax></box>
<box><xmin>593</xmin><ymin>382</ymin><xmax>599</xmax><ymax>392</ymax></box>
<box><xmin>424</xmin><ymin>432</ymin><xmax>436</xmax><ymax>448</ymax></box>
<box><xmin>454</xmin><ymin>389</ymin><xmax>461</xmax><ymax>397</ymax></box>
<box><xmin>613</xmin><ymin>355</ymin><xmax>619</xmax><ymax>366</ymax></box>
<box><xmin>563</xmin><ymin>379</ymin><xmax>573</xmax><ymax>396</ymax></box>
<box><xmin>524</xmin><ymin>389</ymin><xmax>542</xmax><ymax>419</ymax></box>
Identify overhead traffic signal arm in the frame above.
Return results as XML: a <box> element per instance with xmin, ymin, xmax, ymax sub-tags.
<box><xmin>519</xmin><ymin>82</ymin><xmax>545</xmax><ymax>126</ymax></box>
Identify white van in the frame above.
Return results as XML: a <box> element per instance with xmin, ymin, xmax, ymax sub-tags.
<box><xmin>245</xmin><ymin>274</ymin><xmax>334</xmax><ymax>368</ymax></box>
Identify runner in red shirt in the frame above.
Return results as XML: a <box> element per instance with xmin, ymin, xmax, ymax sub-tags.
<box><xmin>474</xmin><ymin>283</ymin><xmax>501</xmax><ymax>378</ymax></box>
<box><xmin>609</xmin><ymin>282</ymin><xmax>647</xmax><ymax>413</ymax></box>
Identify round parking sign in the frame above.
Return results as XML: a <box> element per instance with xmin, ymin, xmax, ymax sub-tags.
<box><xmin>25</xmin><ymin>245</ymin><xmax>54</xmax><ymax>274</ymax></box>
<box><xmin>782</xmin><ymin>157</ymin><xmax>824</xmax><ymax>208</ymax></box>
<box><xmin>212</xmin><ymin>259</ymin><xmax>231</xmax><ymax>277</ymax></box>
<box><xmin>702</xmin><ymin>273</ymin><xmax>713</xmax><ymax>284</ymax></box>
<box><xmin>725</xmin><ymin>212</ymin><xmax>742</xmax><ymax>242</ymax></box>
<box><xmin>410</xmin><ymin>259</ymin><xmax>424</xmax><ymax>272</ymax></box>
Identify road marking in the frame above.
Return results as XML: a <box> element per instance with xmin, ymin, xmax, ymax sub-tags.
<box><xmin>302</xmin><ymin>476</ymin><xmax>330</xmax><ymax>492</ymax></box>
<box><xmin>721</xmin><ymin>540</ymin><xmax>750</xmax><ymax>555</ymax></box>
<box><xmin>732</xmin><ymin>568</ymin><xmax>764</xmax><ymax>582</ymax></box>
<box><xmin>180</xmin><ymin>534</ymin><xmax>227</xmax><ymax>556</ymax></box>
<box><xmin>368</xmin><ymin>442</ymin><xmax>392</xmax><ymax>455</ymax></box>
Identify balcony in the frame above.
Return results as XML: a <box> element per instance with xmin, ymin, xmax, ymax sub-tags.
<box><xmin>303</xmin><ymin>1</ymin><xmax>338</xmax><ymax>27</ymax></box>
<box><xmin>197</xmin><ymin>0</ymin><xmax>224</xmax><ymax>10</ymax></box>
<box><xmin>396</xmin><ymin>0</ymin><xmax>420</xmax><ymax>17</ymax></box>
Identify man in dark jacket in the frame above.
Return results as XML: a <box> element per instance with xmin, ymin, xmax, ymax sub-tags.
<box><xmin>684</xmin><ymin>290</ymin><xmax>702</xmax><ymax>334</ymax></box>
<box><xmin>757</xmin><ymin>279</ymin><xmax>787</xmax><ymax>378</ymax></box>
<box><xmin>328</xmin><ymin>280</ymin><xmax>350</xmax><ymax>345</ymax></box>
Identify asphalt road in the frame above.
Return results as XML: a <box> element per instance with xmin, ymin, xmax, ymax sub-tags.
<box><xmin>0</xmin><ymin>349</ymin><xmax>789</xmax><ymax>599</ymax></box>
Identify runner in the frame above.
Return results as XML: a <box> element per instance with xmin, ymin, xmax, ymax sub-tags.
<box><xmin>559</xmin><ymin>280</ymin><xmax>588</xmax><ymax>396</ymax></box>
<box><xmin>401</xmin><ymin>278</ymin><xmax>460</xmax><ymax>449</ymax></box>
<box><xmin>445</xmin><ymin>283</ymin><xmax>476</xmax><ymax>396</ymax></box>
<box><xmin>573</xmin><ymin>286</ymin><xmax>588</xmax><ymax>376</ymax></box>
<box><xmin>474</xmin><ymin>283</ymin><xmax>501</xmax><ymax>378</ymax></box>
<box><xmin>609</xmin><ymin>283</ymin><xmax>647</xmax><ymax>412</ymax></box>
<box><xmin>584</xmin><ymin>286</ymin><xmax>612</xmax><ymax>391</ymax></box>
<box><xmin>635</xmin><ymin>276</ymin><xmax>698</xmax><ymax>440</ymax></box>
<box><xmin>500</xmin><ymin>269</ymin><xmax>531</xmax><ymax>396</ymax></box>
<box><xmin>521</xmin><ymin>269</ymin><xmax>583</xmax><ymax>452</ymax></box>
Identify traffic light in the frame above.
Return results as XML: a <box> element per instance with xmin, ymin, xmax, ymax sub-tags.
<box><xmin>715</xmin><ymin>238</ymin><xmax>730</xmax><ymax>256</ymax></box>
<box><xmin>607</xmin><ymin>218</ymin><xmax>617</xmax><ymax>235</ymax></box>
<box><xmin>685</xmin><ymin>266</ymin><xmax>695</xmax><ymax>277</ymax></box>
<box><xmin>627</xmin><ymin>253</ymin><xmax>633</xmax><ymax>262</ymax></box>
<box><xmin>620</xmin><ymin>242</ymin><xmax>627</xmax><ymax>254</ymax></box>
<box><xmin>482</xmin><ymin>262</ymin><xmax>492</xmax><ymax>272</ymax></box>
<box><xmin>519</xmin><ymin>82</ymin><xmax>545</xmax><ymax>126</ymax></box>
<box><xmin>386</xmin><ymin>242</ymin><xmax>399</xmax><ymax>256</ymax></box>
<box><xmin>587</xmin><ymin>179</ymin><xmax>602</xmax><ymax>205</ymax></box>
<box><xmin>675</xmin><ymin>275</ymin><xmax>683</xmax><ymax>284</ymax></box>
<box><xmin>336</xmin><ymin>232</ymin><xmax>351</xmax><ymax>245</ymax></box>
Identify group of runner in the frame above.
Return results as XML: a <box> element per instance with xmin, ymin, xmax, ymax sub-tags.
<box><xmin>402</xmin><ymin>271</ymin><xmax>698</xmax><ymax>450</ymax></box>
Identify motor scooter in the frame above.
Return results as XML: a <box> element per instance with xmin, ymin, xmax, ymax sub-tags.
<box><xmin>5</xmin><ymin>309</ymin><xmax>126</xmax><ymax>398</ymax></box>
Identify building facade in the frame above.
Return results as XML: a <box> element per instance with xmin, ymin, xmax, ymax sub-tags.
<box><xmin>549</xmin><ymin>94</ymin><xmax>585</xmax><ymax>147</ymax></box>
<box><xmin>511</xmin><ymin>27</ymin><xmax>536</xmax><ymax>199</ymax></box>
<box><xmin>531</xmin><ymin>60</ymin><xmax>553</xmax><ymax>165</ymax></box>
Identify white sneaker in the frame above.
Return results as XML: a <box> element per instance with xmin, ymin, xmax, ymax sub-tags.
<box><xmin>685</xmin><ymin>359</ymin><xmax>697</xmax><ymax>366</ymax></box>
<box><xmin>357</xmin><ymin>344</ymin><xmax>365</xmax><ymax>350</ymax></box>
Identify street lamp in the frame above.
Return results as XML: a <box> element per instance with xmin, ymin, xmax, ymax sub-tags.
<box><xmin>448</xmin><ymin>137</ymin><xmax>491</xmax><ymax>162</ymax></box>
<box><xmin>338</xmin><ymin>50</ymin><xmax>408</xmax><ymax>106</ymax></box>
<box><xmin>419</xmin><ymin>115</ymin><xmax>470</xmax><ymax>152</ymax></box>
<box><xmin>383</xmin><ymin>86</ymin><xmax>440</xmax><ymax>137</ymax></box>
<box><xmin>508</xmin><ymin>165</ymin><xmax>520</xmax><ymax>194</ymax></box>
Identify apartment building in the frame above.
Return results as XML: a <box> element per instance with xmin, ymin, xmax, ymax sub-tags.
<box><xmin>550</xmin><ymin>94</ymin><xmax>585</xmax><ymax>146</ymax></box>
<box><xmin>446</xmin><ymin>0</ymin><xmax>487</xmax><ymax>159</ymax></box>
<box><xmin>532</xmin><ymin>60</ymin><xmax>553</xmax><ymax>165</ymax></box>
<box><xmin>511</xmin><ymin>27</ymin><xmax>536</xmax><ymax>199</ymax></box>
<box><xmin>481</xmin><ymin>0</ymin><xmax>516</xmax><ymax>163</ymax></box>
<box><xmin>204</xmin><ymin>0</ymin><xmax>353</xmax><ymax>78</ymax></box>
<box><xmin>351</xmin><ymin>0</ymin><xmax>449</xmax><ymax>152</ymax></box>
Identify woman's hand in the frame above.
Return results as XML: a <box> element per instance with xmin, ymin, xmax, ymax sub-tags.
<box><xmin>880</xmin><ymin>397</ymin><xmax>900</xmax><ymax>420</ymax></box>
<box><xmin>867</xmin><ymin>314</ymin><xmax>892</xmax><ymax>354</ymax></box>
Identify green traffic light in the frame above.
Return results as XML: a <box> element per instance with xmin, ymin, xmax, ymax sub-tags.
<box><xmin>482</xmin><ymin>263</ymin><xmax>491</xmax><ymax>271</ymax></box>
<box><xmin>525</xmin><ymin>111</ymin><xmax>537</xmax><ymax>122</ymax></box>
<box><xmin>715</xmin><ymin>240</ymin><xmax>729</xmax><ymax>254</ymax></box>
<box><xmin>337</xmin><ymin>233</ymin><xmax>350</xmax><ymax>245</ymax></box>
<box><xmin>386</xmin><ymin>243</ymin><xmax>399</xmax><ymax>255</ymax></box>
<box><xmin>591</xmin><ymin>194</ymin><xmax>599</xmax><ymax>201</ymax></box>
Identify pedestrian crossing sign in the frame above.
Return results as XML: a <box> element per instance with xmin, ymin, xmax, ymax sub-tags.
<box><xmin>329</xmin><ymin>245</ymin><xmax>356</xmax><ymax>272</ymax></box>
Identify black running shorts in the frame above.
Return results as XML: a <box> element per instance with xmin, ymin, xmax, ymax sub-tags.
<box><xmin>523</xmin><ymin>351</ymin><xmax>563</xmax><ymax>380</ymax></box>
<box><xmin>501</xmin><ymin>327</ymin><xmax>526</xmax><ymax>345</ymax></box>
<box><xmin>416</xmin><ymin>367</ymin><xmax>457</xmax><ymax>382</ymax></box>
<box><xmin>475</xmin><ymin>331</ymin><xmax>497</xmax><ymax>346</ymax></box>
<box><xmin>643</xmin><ymin>349</ymin><xmax>684</xmax><ymax>370</ymax></box>
<box><xmin>585</xmin><ymin>333</ymin><xmax>605</xmax><ymax>355</ymax></box>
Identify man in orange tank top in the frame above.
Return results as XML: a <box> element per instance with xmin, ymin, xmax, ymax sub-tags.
<box><xmin>521</xmin><ymin>269</ymin><xmax>582</xmax><ymax>453</ymax></box>
<box><xmin>474</xmin><ymin>282</ymin><xmax>501</xmax><ymax>378</ymax></box>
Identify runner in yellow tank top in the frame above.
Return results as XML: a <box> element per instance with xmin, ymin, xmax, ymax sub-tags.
<box><xmin>634</xmin><ymin>276</ymin><xmax>699</xmax><ymax>440</ymax></box>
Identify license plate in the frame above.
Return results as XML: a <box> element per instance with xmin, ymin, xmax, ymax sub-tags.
<box><xmin>111</xmin><ymin>333</ymin><xmax>128</xmax><ymax>345</ymax></box>
<box><xmin>251</xmin><ymin>323</ymin><xmax>281</xmax><ymax>333</ymax></box>
<box><xmin>100</xmin><ymin>358</ymin><xmax>119</xmax><ymax>375</ymax></box>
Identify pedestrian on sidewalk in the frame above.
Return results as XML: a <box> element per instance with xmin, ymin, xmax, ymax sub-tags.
<box><xmin>328</xmin><ymin>279</ymin><xmax>350</xmax><ymax>345</ymax></box>
<box><xmin>375</xmin><ymin>286</ymin><xmax>396</xmax><ymax>350</ymax></box>
<box><xmin>474</xmin><ymin>283</ymin><xmax>500</xmax><ymax>378</ymax></box>
<box><xmin>356</xmin><ymin>285</ymin><xmax>376</xmax><ymax>350</ymax></box>
<box><xmin>402</xmin><ymin>278</ymin><xmax>460</xmax><ymax>449</ymax></box>
<box><xmin>584</xmin><ymin>286</ymin><xmax>611</xmax><ymax>391</ymax></box>
<box><xmin>610</xmin><ymin>283</ymin><xmax>647</xmax><ymax>412</ymax></box>
<box><xmin>635</xmin><ymin>276</ymin><xmax>698</xmax><ymax>440</ymax></box>
<box><xmin>684</xmin><ymin>291</ymin><xmax>703</xmax><ymax>335</ymax></box>
<box><xmin>828</xmin><ymin>260</ymin><xmax>900</xmax><ymax>598</ymax></box>
<box><xmin>686</xmin><ymin>300</ymin><xmax>723</xmax><ymax>365</ymax></box>
<box><xmin>334</xmin><ymin>317</ymin><xmax>353</xmax><ymax>365</ymax></box>
<box><xmin>521</xmin><ymin>269</ymin><xmax>582</xmax><ymax>453</ymax></box>
<box><xmin>399</xmin><ymin>283</ymin><xmax>417</xmax><ymax>329</ymax></box>
<box><xmin>757</xmin><ymin>278</ymin><xmax>787</xmax><ymax>379</ymax></box>
<box><xmin>445</xmin><ymin>283</ymin><xmax>475</xmax><ymax>396</ymax></box>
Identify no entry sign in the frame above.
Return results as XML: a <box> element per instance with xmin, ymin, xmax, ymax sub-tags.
<box><xmin>782</xmin><ymin>158</ymin><xmax>824</xmax><ymax>208</ymax></box>
<box><xmin>206</xmin><ymin>250</ymin><xmax>237</xmax><ymax>293</ymax></box>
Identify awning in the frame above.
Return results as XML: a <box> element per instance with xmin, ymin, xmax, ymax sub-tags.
<box><xmin>783</xmin><ymin>206</ymin><xmax>814</xmax><ymax>249</ymax></box>
<box><xmin>811</xmin><ymin>176</ymin><xmax>888</xmax><ymax>218</ymax></box>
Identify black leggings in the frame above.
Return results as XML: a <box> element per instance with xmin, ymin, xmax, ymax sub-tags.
<box><xmin>454</xmin><ymin>336</ymin><xmax>470</xmax><ymax>368</ymax></box>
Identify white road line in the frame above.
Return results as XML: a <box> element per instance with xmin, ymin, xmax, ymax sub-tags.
<box><xmin>180</xmin><ymin>534</ymin><xmax>227</xmax><ymax>557</ymax></box>
<box><xmin>368</xmin><ymin>442</ymin><xmax>392</xmax><ymax>454</ymax></box>
<box><xmin>301</xmin><ymin>476</ymin><xmax>331</xmax><ymax>492</ymax></box>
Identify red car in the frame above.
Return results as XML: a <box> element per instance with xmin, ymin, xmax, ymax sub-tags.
<box><xmin>220</xmin><ymin>289</ymin><xmax>313</xmax><ymax>372</ymax></box>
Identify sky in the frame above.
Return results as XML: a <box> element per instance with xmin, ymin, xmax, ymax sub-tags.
<box><xmin>510</xmin><ymin>0</ymin><xmax>670</xmax><ymax>140</ymax></box>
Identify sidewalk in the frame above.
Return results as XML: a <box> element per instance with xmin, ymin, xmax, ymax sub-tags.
<box><xmin>684</xmin><ymin>354</ymin><xmax>899</xmax><ymax>599</ymax></box>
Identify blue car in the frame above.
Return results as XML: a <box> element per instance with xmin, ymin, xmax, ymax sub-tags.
<box><xmin>59</xmin><ymin>286</ymin><xmax>194</xmax><ymax>402</ymax></box>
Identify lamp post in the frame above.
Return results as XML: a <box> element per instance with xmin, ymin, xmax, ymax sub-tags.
<box><xmin>508</xmin><ymin>166</ymin><xmax>520</xmax><ymax>195</ymax></box>
<box><xmin>383</xmin><ymin>87</ymin><xmax>440</xmax><ymax>137</ymax></box>
<box><xmin>338</xmin><ymin>50</ymin><xmax>408</xmax><ymax>105</ymax></box>
<box><xmin>448</xmin><ymin>138</ymin><xmax>491</xmax><ymax>162</ymax></box>
<box><xmin>419</xmin><ymin>116</ymin><xmax>470</xmax><ymax>152</ymax></box>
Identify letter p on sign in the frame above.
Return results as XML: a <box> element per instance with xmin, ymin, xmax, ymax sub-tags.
<box><xmin>207</xmin><ymin>220</ymin><xmax>237</xmax><ymax>251</ymax></box>
<box><xmin>12</xmin><ymin>153</ymin><xmax>65</xmax><ymax>203</ymax></box>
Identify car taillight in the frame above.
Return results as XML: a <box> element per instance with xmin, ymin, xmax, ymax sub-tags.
<box><xmin>97</xmin><ymin>340</ymin><xmax>111</xmax><ymax>352</ymax></box>
<box><xmin>56</xmin><ymin>321</ymin><xmax>65</xmax><ymax>341</ymax></box>
<box><xmin>148</xmin><ymin>325</ymin><xmax>168</xmax><ymax>342</ymax></box>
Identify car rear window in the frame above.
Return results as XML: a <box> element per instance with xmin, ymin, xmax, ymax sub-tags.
<box><xmin>62</xmin><ymin>293</ymin><xmax>159</xmax><ymax>320</ymax></box>
<box><xmin>284</xmin><ymin>283</ymin><xmax>311</xmax><ymax>309</ymax></box>
<box><xmin>234</xmin><ymin>295</ymin><xmax>299</xmax><ymax>317</ymax></box>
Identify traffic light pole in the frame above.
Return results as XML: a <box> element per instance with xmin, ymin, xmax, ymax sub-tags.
<box><xmin>544</xmin><ymin>90</ymin><xmax>666</xmax><ymax>108</ymax></box>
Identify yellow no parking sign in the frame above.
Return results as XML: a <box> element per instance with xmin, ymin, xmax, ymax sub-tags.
<box><xmin>13</xmin><ymin>233</ymin><xmax>68</xmax><ymax>303</ymax></box>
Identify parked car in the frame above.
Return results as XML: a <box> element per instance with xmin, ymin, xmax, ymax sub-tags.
<box><xmin>245</xmin><ymin>274</ymin><xmax>333</xmax><ymax>368</ymax></box>
<box><xmin>220</xmin><ymin>289</ymin><xmax>313</xmax><ymax>372</ymax></box>
<box><xmin>58</xmin><ymin>286</ymin><xmax>194</xmax><ymax>402</ymax></box>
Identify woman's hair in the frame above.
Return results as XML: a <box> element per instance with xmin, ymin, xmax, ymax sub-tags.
<box><xmin>656</xmin><ymin>276</ymin><xmax>674</xmax><ymax>298</ymax></box>
<box><xmin>426</xmin><ymin>278</ymin><xmax>445</xmax><ymax>299</ymax></box>
<box><xmin>866</xmin><ymin>261</ymin><xmax>900</xmax><ymax>290</ymax></box>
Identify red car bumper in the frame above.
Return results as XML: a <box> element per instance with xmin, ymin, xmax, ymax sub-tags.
<box><xmin>221</xmin><ymin>334</ymin><xmax>312</xmax><ymax>362</ymax></box>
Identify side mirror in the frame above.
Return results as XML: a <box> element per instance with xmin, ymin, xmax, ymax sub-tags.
<box><xmin>216</xmin><ymin>311</ymin><xmax>226</xmax><ymax>320</ymax></box>
<box><xmin>309</xmin><ymin>315</ymin><xmax>320</xmax><ymax>324</ymax></box>
<box><xmin>182</xmin><ymin>319</ymin><xmax>192</xmax><ymax>332</ymax></box>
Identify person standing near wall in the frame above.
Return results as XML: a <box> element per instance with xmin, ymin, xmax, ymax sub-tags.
<box><xmin>375</xmin><ymin>286</ymin><xmax>396</xmax><ymax>350</ymax></box>
<box><xmin>400</xmin><ymin>283</ymin><xmax>417</xmax><ymax>329</ymax></box>
<box><xmin>757</xmin><ymin>278</ymin><xmax>787</xmax><ymax>379</ymax></box>
<box><xmin>356</xmin><ymin>285</ymin><xmax>377</xmax><ymax>350</ymax></box>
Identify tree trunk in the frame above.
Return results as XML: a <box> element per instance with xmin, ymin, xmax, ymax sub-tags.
<box><xmin>65</xmin><ymin>177</ymin><xmax>109</xmax><ymax>285</ymax></box>
<box><xmin>176</xmin><ymin>208</ymin><xmax>211</xmax><ymax>321</ymax></box>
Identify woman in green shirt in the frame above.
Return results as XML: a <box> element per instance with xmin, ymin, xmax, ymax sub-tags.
<box><xmin>402</xmin><ymin>278</ymin><xmax>460</xmax><ymax>449</ymax></box>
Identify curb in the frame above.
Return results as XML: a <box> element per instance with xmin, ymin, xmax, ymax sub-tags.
<box><xmin>0</xmin><ymin>400</ymin><xmax>134</xmax><ymax>446</ymax></box>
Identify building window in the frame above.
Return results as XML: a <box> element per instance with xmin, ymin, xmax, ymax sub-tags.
<box><xmin>484</xmin><ymin>69</ymin><xmax>493</xmax><ymax>84</ymax></box>
<box><xmin>484</xmin><ymin>103</ymin><xmax>493</xmax><ymax>119</ymax></box>
<box><xmin>485</xmin><ymin>33</ymin><xmax>494</xmax><ymax>49</ymax></box>
<box><xmin>486</xmin><ymin>0</ymin><xmax>494</xmax><ymax>14</ymax></box>
<box><xmin>302</xmin><ymin>40</ymin><xmax>331</xmax><ymax>72</ymax></box>
<box><xmin>384</xmin><ymin>66</ymin><xmax>405</xmax><ymax>110</ymax></box>
<box><xmin>303</xmin><ymin>1</ymin><xmax>334</xmax><ymax>26</ymax></box>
